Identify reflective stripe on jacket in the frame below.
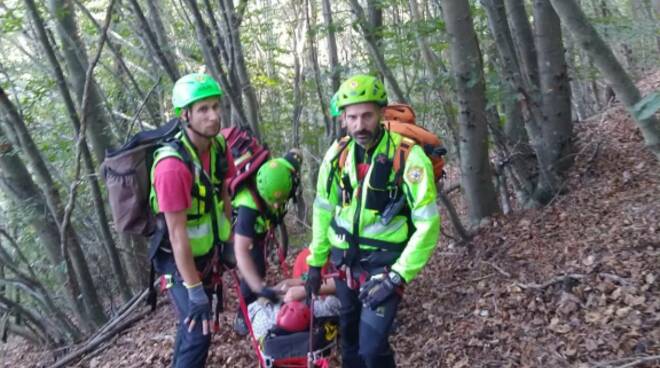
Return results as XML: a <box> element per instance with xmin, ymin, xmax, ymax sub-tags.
<box><xmin>149</xmin><ymin>132</ymin><xmax>231</xmax><ymax>257</ymax></box>
<box><xmin>307</xmin><ymin>130</ymin><xmax>440</xmax><ymax>283</ymax></box>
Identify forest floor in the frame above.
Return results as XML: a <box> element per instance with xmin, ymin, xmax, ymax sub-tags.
<box><xmin>2</xmin><ymin>72</ymin><xmax>659</xmax><ymax>368</ymax></box>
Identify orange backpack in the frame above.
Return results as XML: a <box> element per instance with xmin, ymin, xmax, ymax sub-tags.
<box><xmin>337</xmin><ymin>104</ymin><xmax>446</xmax><ymax>182</ymax></box>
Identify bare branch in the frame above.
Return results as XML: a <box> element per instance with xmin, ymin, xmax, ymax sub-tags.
<box><xmin>59</xmin><ymin>0</ymin><xmax>116</xmax><ymax>253</ymax></box>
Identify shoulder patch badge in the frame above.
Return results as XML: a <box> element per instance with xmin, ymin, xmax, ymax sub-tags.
<box><xmin>406</xmin><ymin>166</ymin><xmax>424</xmax><ymax>183</ymax></box>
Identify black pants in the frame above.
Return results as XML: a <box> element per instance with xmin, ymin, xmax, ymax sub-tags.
<box><xmin>153</xmin><ymin>251</ymin><xmax>214</xmax><ymax>368</ymax></box>
<box><xmin>237</xmin><ymin>240</ymin><xmax>267</xmax><ymax>311</ymax></box>
<box><xmin>334</xmin><ymin>275</ymin><xmax>401</xmax><ymax>368</ymax></box>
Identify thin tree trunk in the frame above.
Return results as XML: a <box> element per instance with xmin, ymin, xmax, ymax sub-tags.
<box><xmin>348</xmin><ymin>0</ymin><xmax>407</xmax><ymax>103</ymax></box>
<box><xmin>488</xmin><ymin>0</ymin><xmax>571</xmax><ymax>206</ymax></box>
<box><xmin>219</xmin><ymin>0</ymin><xmax>262</xmax><ymax>139</ymax></box>
<box><xmin>26</xmin><ymin>0</ymin><xmax>120</xmax><ymax>324</ymax></box>
<box><xmin>145</xmin><ymin>0</ymin><xmax>180</xmax><ymax>80</ymax></box>
<box><xmin>321</xmin><ymin>0</ymin><xmax>341</xmax><ymax>139</ymax></box>
<box><xmin>0</xmin><ymin>229</ymin><xmax>81</xmax><ymax>342</ymax></box>
<box><xmin>442</xmin><ymin>0</ymin><xmax>500</xmax><ymax>225</ymax></box>
<box><xmin>44</xmin><ymin>0</ymin><xmax>131</xmax><ymax>303</ymax></box>
<box><xmin>408</xmin><ymin>0</ymin><xmax>460</xmax><ymax>155</ymax></box>
<box><xmin>481</xmin><ymin>0</ymin><xmax>537</xmax><ymax>201</ymax></box>
<box><xmin>321</xmin><ymin>0</ymin><xmax>341</xmax><ymax>93</ymax></box>
<box><xmin>72</xmin><ymin>0</ymin><xmax>161</xmax><ymax>126</ymax></box>
<box><xmin>292</xmin><ymin>13</ymin><xmax>307</xmax><ymax>224</ymax></box>
<box><xmin>367</xmin><ymin>0</ymin><xmax>384</xmax><ymax>50</ymax></box>
<box><xmin>127</xmin><ymin>0</ymin><xmax>180</xmax><ymax>82</ymax></box>
<box><xmin>305</xmin><ymin>0</ymin><xmax>333</xmax><ymax>139</ymax></box>
<box><xmin>549</xmin><ymin>0</ymin><xmax>660</xmax><ymax>159</ymax></box>
<box><xmin>183</xmin><ymin>0</ymin><xmax>249</xmax><ymax>130</ymax></box>
<box><xmin>202</xmin><ymin>0</ymin><xmax>241</xmax><ymax>127</ymax></box>
<box><xmin>504</xmin><ymin>0</ymin><xmax>539</xmax><ymax>88</ymax></box>
<box><xmin>0</xmin><ymin>123</ymin><xmax>87</xmax><ymax>331</ymax></box>
<box><xmin>47</xmin><ymin>0</ymin><xmax>117</xmax><ymax>162</ymax></box>
<box><xmin>0</xmin><ymin>294</ymin><xmax>56</xmax><ymax>345</ymax></box>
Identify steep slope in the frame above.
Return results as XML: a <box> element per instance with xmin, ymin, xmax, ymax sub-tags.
<box><xmin>1</xmin><ymin>73</ymin><xmax>658</xmax><ymax>368</ymax></box>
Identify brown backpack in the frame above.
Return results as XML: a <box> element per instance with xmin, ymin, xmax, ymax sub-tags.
<box><xmin>337</xmin><ymin>104</ymin><xmax>446</xmax><ymax>182</ymax></box>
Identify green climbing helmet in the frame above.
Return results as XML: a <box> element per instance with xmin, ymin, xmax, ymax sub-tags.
<box><xmin>172</xmin><ymin>73</ymin><xmax>223</xmax><ymax>117</ymax></box>
<box><xmin>336</xmin><ymin>74</ymin><xmax>387</xmax><ymax>109</ymax></box>
<box><xmin>256</xmin><ymin>158</ymin><xmax>296</xmax><ymax>206</ymax></box>
<box><xmin>329</xmin><ymin>92</ymin><xmax>340</xmax><ymax>118</ymax></box>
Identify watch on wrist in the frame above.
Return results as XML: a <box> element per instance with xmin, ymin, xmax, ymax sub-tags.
<box><xmin>388</xmin><ymin>271</ymin><xmax>403</xmax><ymax>286</ymax></box>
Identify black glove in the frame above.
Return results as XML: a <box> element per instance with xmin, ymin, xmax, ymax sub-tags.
<box><xmin>258</xmin><ymin>286</ymin><xmax>280</xmax><ymax>304</ymax></box>
<box><xmin>358</xmin><ymin>271</ymin><xmax>404</xmax><ymax>309</ymax></box>
<box><xmin>185</xmin><ymin>283</ymin><xmax>211</xmax><ymax>333</ymax></box>
<box><xmin>305</xmin><ymin>266</ymin><xmax>322</xmax><ymax>299</ymax></box>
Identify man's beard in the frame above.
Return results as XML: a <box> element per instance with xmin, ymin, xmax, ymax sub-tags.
<box><xmin>352</xmin><ymin>126</ymin><xmax>381</xmax><ymax>148</ymax></box>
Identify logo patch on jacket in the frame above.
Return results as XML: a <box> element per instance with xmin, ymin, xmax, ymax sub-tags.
<box><xmin>406</xmin><ymin>166</ymin><xmax>424</xmax><ymax>183</ymax></box>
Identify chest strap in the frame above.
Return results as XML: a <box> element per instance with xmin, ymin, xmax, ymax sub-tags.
<box><xmin>330</xmin><ymin>218</ymin><xmax>406</xmax><ymax>253</ymax></box>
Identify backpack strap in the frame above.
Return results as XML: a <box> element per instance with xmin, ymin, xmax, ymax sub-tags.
<box><xmin>325</xmin><ymin>136</ymin><xmax>351</xmax><ymax>196</ymax></box>
<box><xmin>393</xmin><ymin>137</ymin><xmax>415</xmax><ymax>186</ymax></box>
<box><xmin>213</xmin><ymin>136</ymin><xmax>229</xmax><ymax>182</ymax></box>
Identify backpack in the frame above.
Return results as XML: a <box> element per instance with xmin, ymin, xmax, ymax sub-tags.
<box><xmin>101</xmin><ymin>119</ymin><xmax>187</xmax><ymax>236</ymax></box>
<box><xmin>337</xmin><ymin>103</ymin><xmax>447</xmax><ymax>182</ymax></box>
<box><xmin>220</xmin><ymin>126</ymin><xmax>291</xmax><ymax>274</ymax></box>
<box><xmin>221</xmin><ymin>126</ymin><xmax>271</xmax><ymax>197</ymax></box>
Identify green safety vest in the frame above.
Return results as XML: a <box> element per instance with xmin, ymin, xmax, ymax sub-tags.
<box><xmin>307</xmin><ymin>130</ymin><xmax>441</xmax><ymax>283</ymax></box>
<box><xmin>149</xmin><ymin>132</ymin><xmax>231</xmax><ymax>257</ymax></box>
<box><xmin>232</xmin><ymin>186</ymin><xmax>286</xmax><ymax>237</ymax></box>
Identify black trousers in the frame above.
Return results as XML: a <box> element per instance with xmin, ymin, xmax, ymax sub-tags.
<box><xmin>237</xmin><ymin>240</ymin><xmax>267</xmax><ymax>311</ymax></box>
<box><xmin>154</xmin><ymin>251</ymin><xmax>214</xmax><ymax>368</ymax></box>
<box><xmin>334</xmin><ymin>275</ymin><xmax>401</xmax><ymax>368</ymax></box>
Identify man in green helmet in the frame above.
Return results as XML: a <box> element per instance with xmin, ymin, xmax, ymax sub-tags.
<box><xmin>231</xmin><ymin>150</ymin><xmax>303</xmax><ymax>335</ymax></box>
<box><xmin>305</xmin><ymin>75</ymin><xmax>440</xmax><ymax>368</ymax></box>
<box><xmin>150</xmin><ymin>73</ymin><xmax>235</xmax><ymax>367</ymax></box>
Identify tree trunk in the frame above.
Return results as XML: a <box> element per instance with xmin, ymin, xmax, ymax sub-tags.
<box><xmin>26</xmin><ymin>0</ymin><xmax>124</xmax><ymax>322</ymax></box>
<box><xmin>145</xmin><ymin>0</ymin><xmax>180</xmax><ymax>80</ymax></box>
<box><xmin>0</xmin><ymin>124</ymin><xmax>87</xmax><ymax>331</ymax></box>
<box><xmin>47</xmin><ymin>0</ymin><xmax>117</xmax><ymax>163</ymax></box>
<box><xmin>408</xmin><ymin>0</ymin><xmax>460</xmax><ymax>155</ymax></box>
<box><xmin>183</xmin><ymin>0</ymin><xmax>249</xmax><ymax>131</ymax></box>
<box><xmin>504</xmin><ymin>0</ymin><xmax>539</xmax><ymax>87</ymax></box>
<box><xmin>321</xmin><ymin>0</ymin><xmax>341</xmax><ymax>139</ymax></box>
<box><xmin>126</xmin><ymin>0</ymin><xmax>179</xmax><ymax>82</ymax></box>
<box><xmin>534</xmin><ymin>0</ymin><xmax>573</xmax><ymax>203</ymax></box>
<box><xmin>119</xmin><ymin>234</ymin><xmax>149</xmax><ymax>289</ymax></box>
<box><xmin>202</xmin><ymin>0</ymin><xmax>242</xmax><ymax>127</ymax></box>
<box><xmin>348</xmin><ymin>0</ymin><xmax>407</xmax><ymax>103</ymax></box>
<box><xmin>367</xmin><ymin>0</ymin><xmax>384</xmax><ymax>50</ymax></box>
<box><xmin>305</xmin><ymin>0</ymin><xmax>333</xmax><ymax>140</ymax></box>
<box><xmin>219</xmin><ymin>0</ymin><xmax>262</xmax><ymax>139</ymax></box>
<box><xmin>0</xmin><ymin>294</ymin><xmax>57</xmax><ymax>346</ymax></box>
<box><xmin>321</xmin><ymin>0</ymin><xmax>341</xmax><ymax>93</ymax></box>
<box><xmin>0</xmin><ymin>229</ymin><xmax>82</xmax><ymax>343</ymax></box>
<box><xmin>292</xmin><ymin>14</ymin><xmax>307</xmax><ymax>224</ymax></box>
<box><xmin>549</xmin><ymin>0</ymin><xmax>660</xmax><ymax>159</ymax></box>
<box><xmin>73</xmin><ymin>0</ymin><xmax>161</xmax><ymax>126</ymax></box>
<box><xmin>481</xmin><ymin>0</ymin><xmax>537</xmax><ymax>201</ymax></box>
<box><xmin>442</xmin><ymin>0</ymin><xmax>500</xmax><ymax>225</ymax></box>
<box><xmin>40</xmin><ymin>0</ymin><xmax>131</xmax><ymax>303</ymax></box>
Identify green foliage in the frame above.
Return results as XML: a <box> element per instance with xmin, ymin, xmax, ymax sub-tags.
<box><xmin>0</xmin><ymin>5</ymin><xmax>24</xmax><ymax>34</ymax></box>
